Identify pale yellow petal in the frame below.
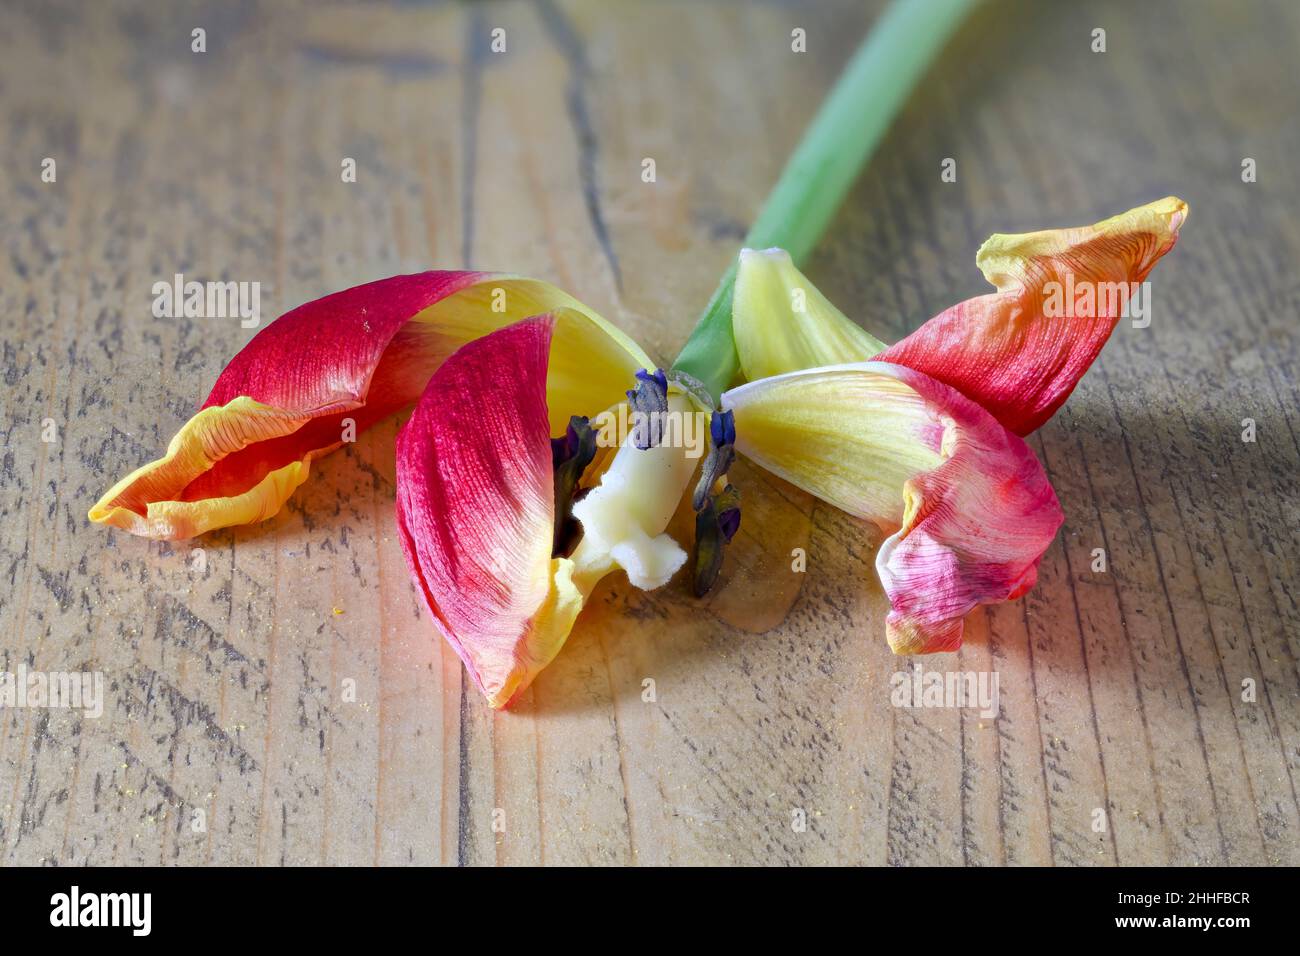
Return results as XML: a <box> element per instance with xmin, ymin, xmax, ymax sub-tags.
<box><xmin>732</xmin><ymin>248</ymin><xmax>886</xmax><ymax>381</ymax></box>
<box><xmin>722</xmin><ymin>362</ymin><xmax>942</xmax><ymax>527</ymax></box>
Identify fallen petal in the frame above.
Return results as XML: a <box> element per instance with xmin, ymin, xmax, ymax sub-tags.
<box><xmin>722</xmin><ymin>361</ymin><xmax>1063</xmax><ymax>652</ymax></box>
<box><xmin>90</xmin><ymin>272</ymin><xmax>652</xmax><ymax>539</ymax></box>
<box><xmin>395</xmin><ymin>315</ymin><xmax>584</xmax><ymax>709</ymax></box>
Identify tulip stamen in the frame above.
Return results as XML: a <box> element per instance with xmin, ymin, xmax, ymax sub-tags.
<box><xmin>691</xmin><ymin>410</ymin><xmax>741</xmax><ymax>597</ymax></box>
<box><xmin>551</xmin><ymin>415</ymin><xmax>597</xmax><ymax>557</ymax></box>
<box><xmin>626</xmin><ymin>368</ymin><xmax>669</xmax><ymax>449</ymax></box>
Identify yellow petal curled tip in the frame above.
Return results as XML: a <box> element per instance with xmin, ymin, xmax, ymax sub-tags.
<box><xmin>88</xmin><ymin>397</ymin><xmax>319</xmax><ymax>541</ymax></box>
<box><xmin>972</xmin><ymin>196</ymin><xmax>1187</xmax><ymax>293</ymax></box>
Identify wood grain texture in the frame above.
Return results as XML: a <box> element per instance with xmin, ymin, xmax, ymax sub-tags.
<box><xmin>1</xmin><ymin>0</ymin><xmax>1297</xmax><ymax>866</ymax></box>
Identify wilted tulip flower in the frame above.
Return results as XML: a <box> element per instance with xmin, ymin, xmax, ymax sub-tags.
<box><xmin>90</xmin><ymin>197</ymin><xmax>1185</xmax><ymax>705</ymax></box>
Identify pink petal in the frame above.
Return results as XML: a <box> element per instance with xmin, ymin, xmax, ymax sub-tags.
<box><xmin>875</xmin><ymin>363</ymin><xmax>1064</xmax><ymax>653</ymax></box>
<box><xmin>395</xmin><ymin>315</ymin><xmax>584</xmax><ymax>708</ymax></box>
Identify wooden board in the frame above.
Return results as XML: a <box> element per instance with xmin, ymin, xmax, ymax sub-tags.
<box><xmin>1</xmin><ymin>0</ymin><xmax>1297</xmax><ymax>866</ymax></box>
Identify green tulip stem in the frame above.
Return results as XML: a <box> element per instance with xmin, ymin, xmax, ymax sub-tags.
<box><xmin>669</xmin><ymin>0</ymin><xmax>978</xmax><ymax>401</ymax></box>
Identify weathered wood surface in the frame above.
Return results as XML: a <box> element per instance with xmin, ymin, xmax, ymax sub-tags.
<box><xmin>1</xmin><ymin>0</ymin><xmax>1297</xmax><ymax>866</ymax></box>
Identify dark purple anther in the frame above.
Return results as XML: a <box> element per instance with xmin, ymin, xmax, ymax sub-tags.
<box><xmin>711</xmin><ymin>408</ymin><xmax>736</xmax><ymax>448</ymax></box>
<box><xmin>626</xmin><ymin>367</ymin><xmax>669</xmax><ymax>449</ymax></box>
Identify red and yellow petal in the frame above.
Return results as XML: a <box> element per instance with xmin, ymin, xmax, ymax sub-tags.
<box><xmin>395</xmin><ymin>315</ymin><xmax>583</xmax><ymax>709</ymax></box>
<box><xmin>880</xmin><ymin>197</ymin><xmax>1187</xmax><ymax>435</ymax></box>
<box><xmin>722</xmin><ymin>361</ymin><xmax>1063</xmax><ymax>653</ymax></box>
<box><xmin>90</xmin><ymin>272</ymin><xmax>652</xmax><ymax>539</ymax></box>
<box><xmin>88</xmin><ymin>398</ymin><xmax>318</xmax><ymax>539</ymax></box>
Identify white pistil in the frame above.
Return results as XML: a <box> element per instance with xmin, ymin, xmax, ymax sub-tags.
<box><xmin>569</xmin><ymin>394</ymin><xmax>698</xmax><ymax>591</ymax></box>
